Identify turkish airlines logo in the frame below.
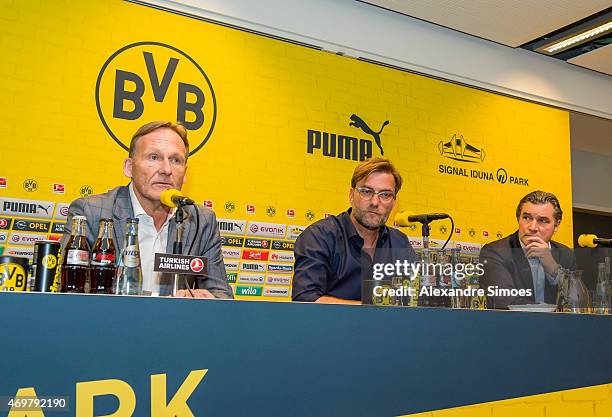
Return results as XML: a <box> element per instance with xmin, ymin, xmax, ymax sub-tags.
<box><xmin>96</xmin><ymin>41</ymin><xmax>217</xmax><ymax>156</ymax></box>
<box><xmin>189</xmin><ymin>258</ymin><xmax>205</xmax><ymax>273</ymax></box>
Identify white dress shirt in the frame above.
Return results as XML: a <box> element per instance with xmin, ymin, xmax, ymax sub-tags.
<box><xmin>128</xmin><ymin>184</ymin><xmax>175</xmax><ymax>296</ymax></box>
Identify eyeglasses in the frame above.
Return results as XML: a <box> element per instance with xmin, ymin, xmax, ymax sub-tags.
<box><xmin>355</xmin><ymin>187</ymin><xmax>395</xmax><ymax>202</ymax></box>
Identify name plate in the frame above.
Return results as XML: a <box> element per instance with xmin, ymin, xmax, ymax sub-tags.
<box><xmin>153</xmin><ymin>253</ymin><xmax>207</xmax><ymax>275</ymax></box>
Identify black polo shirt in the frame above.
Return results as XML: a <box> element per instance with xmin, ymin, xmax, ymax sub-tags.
<box><xmin>292</xmin><ymin>209</ymin><xmax>417</xmax><ymax>302</ymax></box>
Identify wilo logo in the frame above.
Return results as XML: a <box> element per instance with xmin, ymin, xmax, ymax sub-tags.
<box><xmin>96</xmin><ymin>42</ymin><xmax>217</xmax><ymax>156</ymax></box>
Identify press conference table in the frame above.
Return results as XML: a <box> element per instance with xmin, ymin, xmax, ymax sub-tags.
<box><xmin>1</xmin><ymin>292</ymin><xmax>610</xmax><ymax>417</ymax></box>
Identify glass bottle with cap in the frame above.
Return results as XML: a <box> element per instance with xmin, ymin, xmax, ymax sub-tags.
<box><xmin>61</xmin><ymin>215</ymin><xmax>91</xmax><ymax>293</ymax></box>
<box><xmin>114</xmin><ymin>218</ymin><xmax>142</xmax><ymax>295</ymax></box>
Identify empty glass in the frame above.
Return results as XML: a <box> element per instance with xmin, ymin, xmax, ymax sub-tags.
<box><xmin>557</xmin><ymin>269</ymin><xmax>591</xmax><ymax>313</ymax></box>
<box><xmin>594</xmin><ymin>263</ymin><xmax>611</xmax><ymax>315</ymax></box>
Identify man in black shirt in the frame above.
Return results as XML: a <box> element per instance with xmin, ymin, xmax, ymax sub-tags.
<box><xmin>292</xmin><ymin>158</ymin><xmax>417</xmax><ymax>304</ymax></box>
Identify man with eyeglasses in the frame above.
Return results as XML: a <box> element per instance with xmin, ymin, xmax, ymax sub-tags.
<box><xmin>479</xmin><ymin>190</ymin><xmax>576</xmax><ymax>309</ymax></box>
<box><xmin>292</xmin><ymin>157</ymin><xmax>417</xmax><ymax>304</ymax></box>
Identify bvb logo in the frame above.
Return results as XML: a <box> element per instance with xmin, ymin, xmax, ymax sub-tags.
<box><xmin>266</xmin><ymin>206</ymin><xmax>276</xmax><ymax>217</ymax></box>
<box><xmin>96</xmin><ymin>41</ymin><xmax>217</xmax><ymax>157</ymax></box>
<box><xmin>224</xmin><ymin>201</ymin><xmax>235</xmax><ymax>213</ymax></box>
<box><xmin>23</xmin><ymin>179</ymin><xmax>38</xmax><ymax>192</ymax></box>
<box><xmin>407</xmin><ymin>224</ymin><xmax>416</xmax><ymax>232</ymax></box>
<box><xmin>80</xmin><ymin>185</ymin><xmax>93</xmax><ymax>197</ymax></box>
<box><xmin>439</xmin><ymin>225</ymin><xmax>447</xmax><ymax>234</ymax></box>
<box><xmin>468</xmin><ymin>228</ymin><xmax>476</xmax><ymax>238</ymax></box>
<box><xmin>305</xmin><ymin>210</ymin><xmax>315</xmax><ymax>222</ymax></box>
<box><xmin>42</xmin><ymin>254</ymin><xmax>57</xmax><ymax>270</ymax></box>
<box><xmin>496</xmin><ymin>231</ymin><xmax>503</xmax><ymax>239</ymax></box>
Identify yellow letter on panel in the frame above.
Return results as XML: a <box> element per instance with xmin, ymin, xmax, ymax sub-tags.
<box><xmin>7</xmin><ymin>387</ymin><xmax>46</xmax><ymax>417</ymax></box>
<box><xmin>76</xmin><ymin>379</ymin><xmax>136</xmax><ymax>417</ymax></box>
<box><xmin>151</xmin><ymin>369</ymin><xmax>208</xmax><ymax>417</ymax></box>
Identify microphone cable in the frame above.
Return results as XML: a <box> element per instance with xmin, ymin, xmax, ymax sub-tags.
<box><xmin>180</xmin><ymin>205</ymin><xmax>201</xmax><ymax>295</ymax></box>
<box><xmin>441</xmin><ymin>215</ymin><xmax>455</xmax><ymax>250</ymax></box>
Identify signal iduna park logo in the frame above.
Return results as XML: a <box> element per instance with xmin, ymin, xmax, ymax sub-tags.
<box><xmin>95</xmin><ymin>42</ymin><xmax>217</xmax><ymax>156</ymax></box>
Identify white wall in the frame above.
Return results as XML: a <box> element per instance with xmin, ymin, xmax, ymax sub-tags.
<box><xmin>571</xmin><ymin>150</ymin><xmax>612</xmax><ymax>213</ymax></box>
<box><xmin>145</xmin><ymin>0</ymin><xmax>612</xmax><ymax>119</ymax></box>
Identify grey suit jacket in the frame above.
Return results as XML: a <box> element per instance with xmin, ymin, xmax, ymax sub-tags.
<box><xmin>479</xmin><ymin>231</ymin><xmax>576</xmax><ymax>309</ymax></box>
<box><xmin>60</xmin><ymin>185</ymin><xmax>233</xmax><ymax>298</ymax></box>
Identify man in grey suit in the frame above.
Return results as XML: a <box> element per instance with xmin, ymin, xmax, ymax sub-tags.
<box><xmin>61</xmin><ymin>121</ymin><xmax>233</xmax><ymax>298</ymax></box>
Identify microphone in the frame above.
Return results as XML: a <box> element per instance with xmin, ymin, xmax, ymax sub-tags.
<box><xmin>578</xmin><ymin>234</ymin><xmax>612</xmax><ymax>248</ymax></box>
<box><xmin>160</xmin><ymin>189</ymin><xmax>194</xmax><ymax>208</ymax></box>
<box><xmin>394</xmin><ymin>211</ymin><xmax>449</xmax><ymax>226</ymax></box>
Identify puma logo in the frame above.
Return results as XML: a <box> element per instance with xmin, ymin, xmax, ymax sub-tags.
<box><xmin>349</xmin><ymin>114</ymin><xmax>388</xmax><ymax>155</ymax></box>
<box><xmin>37</xmin><ymin>204</ymin><xmax>51</xmax><ymax>214</ymax></box>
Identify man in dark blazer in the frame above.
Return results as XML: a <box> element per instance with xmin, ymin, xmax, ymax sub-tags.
<box><xmin>479</xmin><ymin>191</ymin><xmax>576</xmax><ymax>309</ymax></box>
<box><xmin>61</xmin><ymin>121</ymin><xmax>233</xmax><ymax>298</ymax></box>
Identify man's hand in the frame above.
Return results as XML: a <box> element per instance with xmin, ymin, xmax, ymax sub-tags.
<box><xmin>315</xmin><ymin>295</ymin><xmax>361</xmax><ymax>305</ymax></box>
<box><xmin>175</xmin><ymin>289</ymin><xmax>215</xmax><ymax>299</ymax></box>
<box><xmin>524</xmin><ymin>236</ymin><xmax>558</xmax><ymax>275</ymax></box>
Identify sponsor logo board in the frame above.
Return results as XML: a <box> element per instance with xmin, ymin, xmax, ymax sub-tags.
<box><xmin>269</xmin><ymin>251</ymin><xmax>294</xmax><ymax>263</ymax></box>
<box><xmin>247</xmin><ymin>221</ymin><xmax>286</xmax><ymax>238</ymax></box>
<box><xmin>244</xmin><ymin>238</ymin><xmax>271</xmax><ymax>249</ymax></box>
<box><xmin>454</xmin><ymin>242</ymin><xmax>482</xmax><ymax>255</ymax></box>
<box><xmin>54</xmin><ymin>203</ymin><xmax>70</xmax><ymax>220</ymax></box>
<box><xmin>221</xmin><ymin>236</ymin><xmax>244</xmax><ymax>247</ymax></box>
<box><xmin>235</xmin><ymin>285</ymin><xmax>263</xmax><ymax>297</ymax></box>
<box><xmin>271</xmin><ymin>240</ymin><xmax>295</xmax><ymax>251</ymax></box>
<box><xmin>0</xmin><ymin>232</ymin><xmax>7</xmax><ymax>244</ymax></box>
<box><xmin>12</xmin><ymin>219</ymin><xmax>51</xmax><ymax>233</ymax></box>
<box><xmin>9</xmin><ymin>232</ymin><xmax>48</xmax><ymax>246</ymax></box>
<box><xmin>222</xmin><ymin>248</ymin><xmax>242</xmax><ymax>259</ymax></box>
<box><xmin>241</xmin><ymin>249</ymin><xmax>269</xmax><ymax>261</ymax></box>
<box><xmin>226</xmin><ymin>272</ymin><xmax>237</xmax><ymax>284</ymax></box>
<box><xmin>0</xmin><ymin>218</ymin><xmax>12</xmax><ymax>230</ymax></box>
<box><xmin>267</xmin><ymin>264</ymin><xmax>293</xmax><ymax>273</ymax></box>
<box><xmin>0</xmin><ymin>198</ymin><xmax>55</xmax><ymax>219</ymax></box>
<box><xmin>264</xmin><ymin>286</ymin><xmax>290</xmax><ymax>297</ymax></box>
<box><xmin>286</xmin><ymin>225</ymin><xmax>305</xmax><ymax>240</ymax></box>
<box><xmin>265</xmin><ymin>275</ymin><xmax>292</xmax><ymax>286</ymax></box>
<box><xmin>217</xmin><ymin>218</ymin><xmax>247</xmax><ymax>236</ymax></box>
<box><xmin>51</xmin><ymin>222</ymin><xmax>65</xmax><ymax>234</ymax></box>
<box><xmin>238</xmin><ymin>273</ymin><xmax>265</xmax><ymax>284</ymax></box>
<box><xmin>4</xmin><ymin>245</ymin><xmax>34</xmax><ymax>259</ymax></box>
<box><xmin>240</xmin><ymin>261</ymin><xmax>266</xmax><ymax>273</ymax></box>
<box><xmin>224</xmin><ymin>261</ymin><xmax>239</xmax><ymax>271</ymax></box>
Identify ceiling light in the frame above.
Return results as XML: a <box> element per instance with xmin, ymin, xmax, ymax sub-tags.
<box><xmin>540</xmin><ymin>21</ymin><xmax>612</xmax><ymax>54</ymax></box>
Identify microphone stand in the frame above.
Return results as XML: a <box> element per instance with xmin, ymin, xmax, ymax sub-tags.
<box><xmin>171</xmin><ymin>204</ymin><xmax>185</xmax><ymax>296</ymax></box>
<box><xmin>421</xmin><ymin>221</ymin><xmax>431</xmax><ymax>249</ymax></box>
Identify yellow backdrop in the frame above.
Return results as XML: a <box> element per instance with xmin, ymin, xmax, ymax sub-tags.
<box><xmin>0</xmin><ymin>0</ymin><xmax>573</xmax><ymax>300</ymax></box>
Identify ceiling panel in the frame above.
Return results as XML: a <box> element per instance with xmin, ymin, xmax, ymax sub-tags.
<box><xmin>568</xmin><ymin>44</ymin><xmax>612</xmax><ymax>75</ymax></box>
<box><xmin>362</xmin><ymin>0</ymin><xmax>611</xmax><ymax>47</ymax></box>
